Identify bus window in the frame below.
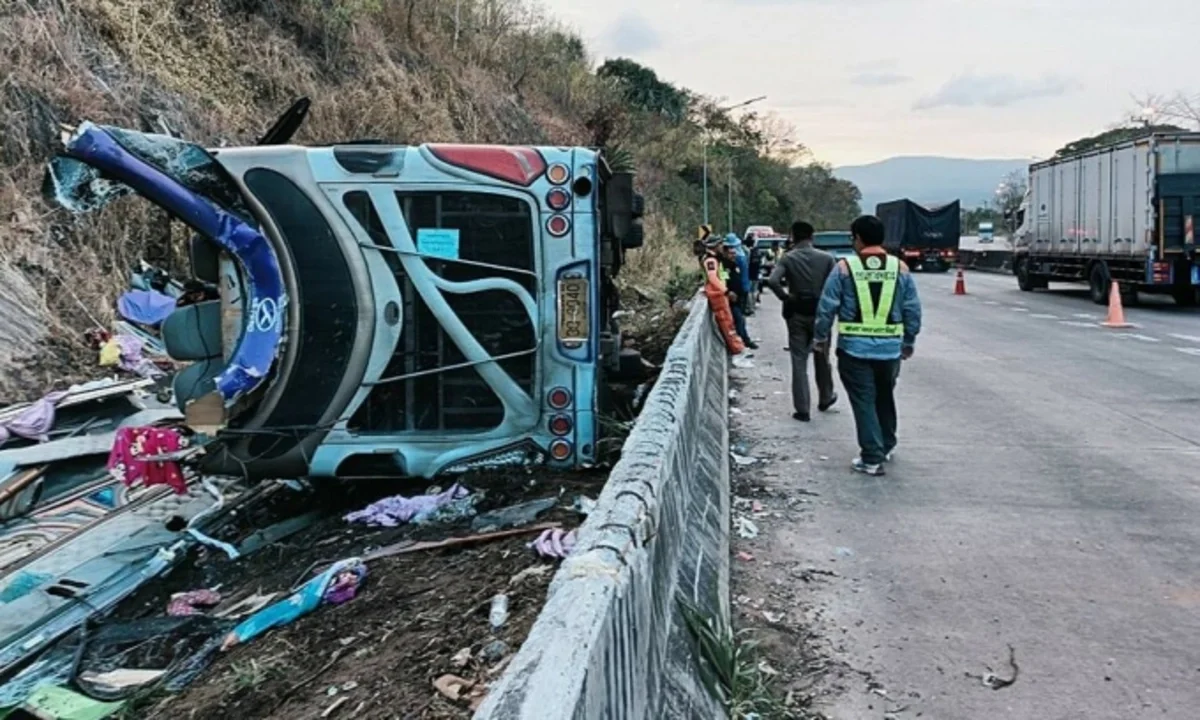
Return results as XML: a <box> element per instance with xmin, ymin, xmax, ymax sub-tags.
<box><xmin>344</xmin><ymin>190</ymin><xmax>538</xmax><ymax>433</ymax></box>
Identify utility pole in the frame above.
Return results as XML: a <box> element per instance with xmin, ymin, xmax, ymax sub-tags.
<box><xmin>727</xmin><ymin>157</ymin><xmax>734</xmax><ymax>233</ymax></box>
<box><xmin>703</xmin><ymin>95</ymin><xmax>766</xmax><ymax>228</ymax></box>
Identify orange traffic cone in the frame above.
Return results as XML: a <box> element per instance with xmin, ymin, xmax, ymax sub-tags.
<box><xmin>954</xmin><ymin>270</ymin><xmax>966</xmax><ymax>295</ymax></box>
<box><xmin>1101</xmin><ymin>281</ymin><xmax>1133</xmax><ymax>328</ymax></box>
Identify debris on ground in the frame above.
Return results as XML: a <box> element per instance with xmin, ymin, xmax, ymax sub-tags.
<box><xmin>488</xmin><ymin>594</ymin><xmax>510</xmax><ymax>630</ymax></box>
<box><xmin>222</xmin><ymin>559</ymin><xmax>367</xmax><ymax>651</ymax></box>
<box><xmin>168</xmin><ymin>589</ymin><xmax>223</xmax><ymax>616</ymax></box>
<box><xmin>471</xmin><ymin>496</ymin><xmax>557</xmax><ymax>532</ymax></box>
<box><xmin>344</xmin><ymin>484</ymin><xmax>475</xmax><ymax>527</ymax></box>
<box><xmin>731</xmin><ymin>452</ymin><xmax>760</xmax><ymax>467</ymax></box>
<box><xmin>968</xmin><ymin>644</ymin><xmax>1020</xmax><ymax>690</ymax></box>
<box><xmin>735</xmin><ymin>516</ymin><xmax>760</xmax><ymax>540</ymax></box>
<box><xmin>529</xmin><ymin>527</ymin><xmax>577</xmax><ymax>558</ymax></box>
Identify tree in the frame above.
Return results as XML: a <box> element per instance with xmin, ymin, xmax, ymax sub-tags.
<box><xmin>597</xmin><ymin>58</ymin><xmax>691</xmax><ymax>124</ymax></box>
<box><xmin>994</xmin><ymin>170</ymin><xmax>1027</xmax><ymax>236</ymax></box>
<box><xmin>1055</xmin><ymin>123</ymin><xmax>1185</xmax><ymax>157</ymax></box>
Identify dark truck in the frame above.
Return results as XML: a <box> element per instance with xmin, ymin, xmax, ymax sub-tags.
<box><xmin>876</xmin><ymin>198</ymin><xmax>961</xmax><ymax>272</ymax></box>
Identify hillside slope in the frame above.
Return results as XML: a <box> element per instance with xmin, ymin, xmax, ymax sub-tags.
<box><xmin>0</xmin><ymin>0</ymin><xmax>862</xmax><ymax>403</ymax></box>
<box><xmin>0</xmin><ymin>0</ymin><xmax>614</xmax><ymax>401</ymax></box>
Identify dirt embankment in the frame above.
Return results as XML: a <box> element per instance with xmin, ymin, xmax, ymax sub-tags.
<box><xmin>0</xmin><ymin>0</ymin><xmax>615</xmax><ymax>402</ymax></box>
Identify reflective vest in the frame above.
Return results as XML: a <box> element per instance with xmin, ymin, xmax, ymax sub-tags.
<box><xmin>839</xmin><ymin>254</ymin><xmax>903</xmax><ymax>337</ymax></box>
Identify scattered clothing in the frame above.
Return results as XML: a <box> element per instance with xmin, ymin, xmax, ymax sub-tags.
<box><xmin>168</xmin><ymin>589</ymin><xmax>222</xmax><ymax>617</ymax></box>
<box><xmin>530</xmin><ymin>528</ymin><xmax>577</xmax><ymax>558</ymax></box>
<box><xmin>117</xmin><ymin>288</ymin><xmax>177</xmax><ymax>327</ymax></box>
<box><xmin>0</xmin><ymin>391</ymin><xmax>67</xmax><ymax>445</ymax></box>
<box><xmin>107</xmin><ymin>426</ymin><xmax>190</xmax><ymax>494</ymax></box>
<box><xmin>221</xmin><ymin>558</ymin><xmax>366</xmax><ymax>650</ymax></box>
<box><xmin>344</xmin><ymin>484</ymin><xmax>472</xmax><ymax>527</ymax></box>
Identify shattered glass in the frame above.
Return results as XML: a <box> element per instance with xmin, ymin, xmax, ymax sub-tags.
<box><xmin>101</xmin><ymin>126</ymin><xmax>254</xmax><ymax>220</ymax></box>
<box><xmin>43</xmin><ymin>156</ymin><xmax>134</xmax><ymax>214</ymax></box>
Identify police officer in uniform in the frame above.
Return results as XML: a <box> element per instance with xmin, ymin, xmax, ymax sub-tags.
<box><xmin>814</xmin><ymin>215</ymin><xmax>922</xmax><ymax>476</ymax></box>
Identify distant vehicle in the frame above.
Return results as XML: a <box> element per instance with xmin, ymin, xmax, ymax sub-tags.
<box><xmin>978</xmin><ymin>221</ymin><xmax>995</xmax><ymax>243</ymax></box>
<box><xmin>812</xmin><ymin>231</ymin><xmax>856</xmax><ymax>261</ymax></box>
<box><xmin>743</xmin><ymin>225</ymin><xmax>776</xmax><ymax>242</ymax></box>
<box><xmin>749</xmin><ymin>231</ymin><xmax>789</xmax><ymax>294</ymax></box>
<box><xmin>1012</xmin><ymin>131</ymin><xmax>1200</xmax><ymax>305</ymax></box>
<box><xmin>876</xmin><ymin>199</ymin><xmax>961</xmax><ymax>272</ymax></box>
<box><xmin>48</xmin><ymin>120</ymin><xmax>647</xmax><ymax>480</ymax></box>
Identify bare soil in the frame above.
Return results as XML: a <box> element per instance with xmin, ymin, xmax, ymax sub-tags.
<box><xmin>727</xmin><ymin>375</ymin><xmax>836</xmax><ymax>720</ymax></box>
<box><xmin>115</xmin><ymin>469</ymin><xmax>608</xmax><ymax>720</ymax></box>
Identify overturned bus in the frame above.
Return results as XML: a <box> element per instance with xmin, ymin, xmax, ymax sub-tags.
<box><xmin>45</xmin><ymin>108</ymin><xmax>646</xmax><ymax>480</ymax></box>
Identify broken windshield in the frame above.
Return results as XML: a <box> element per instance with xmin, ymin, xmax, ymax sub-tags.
<box><xmin>45</xmin><ymin>123</ymin><xmax>286</xmax><ymax>405</ymax></box>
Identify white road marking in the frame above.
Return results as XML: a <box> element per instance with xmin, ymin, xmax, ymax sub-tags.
<box><xmin>982</xmin><ymin>300</ymin><xmax>1000</xmax><ymax>305</ymax></box>
<box><xmin>1114</xmin><ymin>333</ymin><xmax>1161</xmax><ymax>343</ymax></box>
<box><xmin>1059</xmin><ymin>321</ymin><xmax>1098</xmax><ymax>328</ymax></box>
<box><xmin>1169</xmin><ymin>333</ymin><xmax>1200</xmax><ymax>344</ymax></box>
<box><xmin>1011</xmin><ymin>307</ymin><xmax>1030</xmax><ymax>312</ymax></box>
<box><xmin>1031</xmin><ymin>313</ymin><xmax>1059</xmax><ymax>320</ymax></box>
<box><xmin>1073</xmin><ymin>313</ymin><xmax>1097</xmax><ymax>319</ymax></box>
<box><xmin>1175</xmin><ymin>347</ymin><xmax>1200</xmax><ymax>357</ymax></box>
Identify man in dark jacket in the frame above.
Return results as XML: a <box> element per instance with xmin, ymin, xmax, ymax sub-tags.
<box><xmin>767</xmin><ymin>221</ymin><xmax>837</xmax><ymax>421</ymax></box>
<box><xmin>721</xmin><ymin>234</ymin><xmax>757</xmax><ymax>349</ymax></box>
<box><xmin>744</xmin><ymin>234</ymin><xmax>762</xmax><ymax>314</ymax></box>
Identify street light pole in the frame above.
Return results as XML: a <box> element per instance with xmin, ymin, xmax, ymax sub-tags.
<box><xmin>727</xmin><ymin>157</ymin><xmax>734</xmax><ymax>232</ymax></box>
<box><xmin>703</xmin><ymin>95</ymin><xmax>766</xmax><ymax>231</ymax></box>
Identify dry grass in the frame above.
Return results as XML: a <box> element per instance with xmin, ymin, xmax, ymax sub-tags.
<box><xmin>0</xmin><ymin>0</ymin><xmax>624</xmax><ymax>402</ymax></box>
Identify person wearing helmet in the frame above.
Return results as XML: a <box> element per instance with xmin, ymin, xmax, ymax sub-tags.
<box><xmin>721</xmin><ymin>233</ymin><xmax>757</xmax><ymax>349</ymax></box>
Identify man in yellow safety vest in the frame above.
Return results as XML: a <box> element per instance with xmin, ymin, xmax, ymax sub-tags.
<box><xmin>813</xmin><ymin>215</ymin><xmax>922</xmax><ymax>476</ymax></box>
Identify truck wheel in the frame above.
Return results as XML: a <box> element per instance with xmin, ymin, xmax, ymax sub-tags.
<box><xmin>1088</xmin><ymin>263</ymin><xmax>1111</xmax><ymax>305</ymax></box>
<box><xmin>1173</xmin><ymin>287</ymin><xmax>1198</xmax><ymax>307</ymax></box>
<box><xmin>1016</xmin><ymin>258</ymin><xmax>1036</xmax><ymax>291</ymax></box>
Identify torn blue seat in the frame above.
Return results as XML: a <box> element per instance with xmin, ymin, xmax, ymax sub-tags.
<box><xmin>171</xmin><ymin>358</ymin><xmax>222</xmax><ymax>413</ymax></box>
<box><xmin>161</xmin><ymin>301</ymin><xmax>222</xmax><ymax>362</ymax></box>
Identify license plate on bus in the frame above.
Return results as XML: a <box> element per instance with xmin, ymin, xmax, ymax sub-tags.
<box><xmin>557</xmin><ymin>276</ymin><xmax>589</xmax><ymax>348</ymax></box>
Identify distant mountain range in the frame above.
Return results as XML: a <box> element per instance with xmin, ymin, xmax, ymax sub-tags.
<box><xmin>834</xmin><ymin>156</ymin><xmax>1032</xmax><ymax>213</ymax></box>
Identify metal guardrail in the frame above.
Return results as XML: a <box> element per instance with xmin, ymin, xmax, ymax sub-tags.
<box><xmin>474</xmin><ymin>298</ymin><xmax>731</xmax><ymax>720</ymax></box>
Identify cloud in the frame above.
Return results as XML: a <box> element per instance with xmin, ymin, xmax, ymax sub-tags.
<box><xmin>914</xmin><ymin>73</ymin><xmax>1080</xmax><ymax>110</ymax></box>
<box><xmin>851</xmin><ymin>71</ymin><xmax>911</xmax><ymax>87</ymax></box>
<box><xmin>603</xmin><ymin>12</ymin><xmax>662</xmax><ymax>55</ymax></box>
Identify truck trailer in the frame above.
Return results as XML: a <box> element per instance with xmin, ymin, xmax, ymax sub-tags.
<box><xmin>875</xmin><ymin>198</ymin><xmax>961</xmax><ymax>272</ymax></box>
<box><xmin>1012</xmin><ymin>132</ymin><xmax>1200</xmax><ymax>305</ymax></box>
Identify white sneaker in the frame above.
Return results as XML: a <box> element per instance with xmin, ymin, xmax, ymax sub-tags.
<box><xmin>884</xmin><ymin>448</ymin><xmax>895</xmax><ymax>463</ymax></box>
<box><xmin>851</xmin><ymin>458</ymin><xmax>885</xmax><ymax>476</ymax></box>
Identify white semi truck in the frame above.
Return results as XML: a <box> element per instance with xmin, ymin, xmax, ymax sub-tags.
<box><xmin>1012</xmin><ymin>132</ymin><xmax>1200</xmax><ymax>305</ymax></box>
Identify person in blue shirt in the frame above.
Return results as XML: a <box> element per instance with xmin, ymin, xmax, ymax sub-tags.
<box><xmin>814</xmin><ymin>215</ymin><xmax>922</xmax><ymax>476</ymax></box>
<box><xmin>721</xmin><ymin>233</ymin><xmax>757</xmax><ymax>349</ymax></box>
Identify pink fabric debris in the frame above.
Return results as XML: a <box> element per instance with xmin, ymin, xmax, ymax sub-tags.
<box><xmin>0</xmin><ymin>391</ymin><xmax>68</xmax><ymax>445</ymax></box>
<box><xmin>115</xmin><ymin>334</ymin><xmax>165</xmax><ymax>379</ymax></box>
<box><xmin>107</xmin><ymin>426</ymin><xmax>190</xmax><ymax>494</ymax></box>
<box><xmin>529</xmin><ymin>528</ymin><xmax>577</xmax><ymax>559</ymax></box>
<box><xmin>344</xmin><ymin>484</ymin><xmax>470</xmax><ymax>527</ymax></box>
<box><xmin>168</xmin><ymin>589</ymin><xmax>222</xmax><ymax>616</ymax></box>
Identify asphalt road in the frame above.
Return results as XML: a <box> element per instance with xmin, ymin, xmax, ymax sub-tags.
<box><xmin>731</xmin><ymin>270</ymin><xmax>1200</xmax><ymax>719</ymax></box>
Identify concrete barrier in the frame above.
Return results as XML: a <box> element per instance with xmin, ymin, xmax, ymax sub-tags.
<box><xmin>475</xmin><ymin>298</ymin><xmax>730</xmax><ymax>720</ymax></box>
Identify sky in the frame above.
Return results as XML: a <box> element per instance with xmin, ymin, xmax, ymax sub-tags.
<box><xmin>536</xmin><ymin>0</ymin><xmax>1200</xmax><ymax>166</ymax></box>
